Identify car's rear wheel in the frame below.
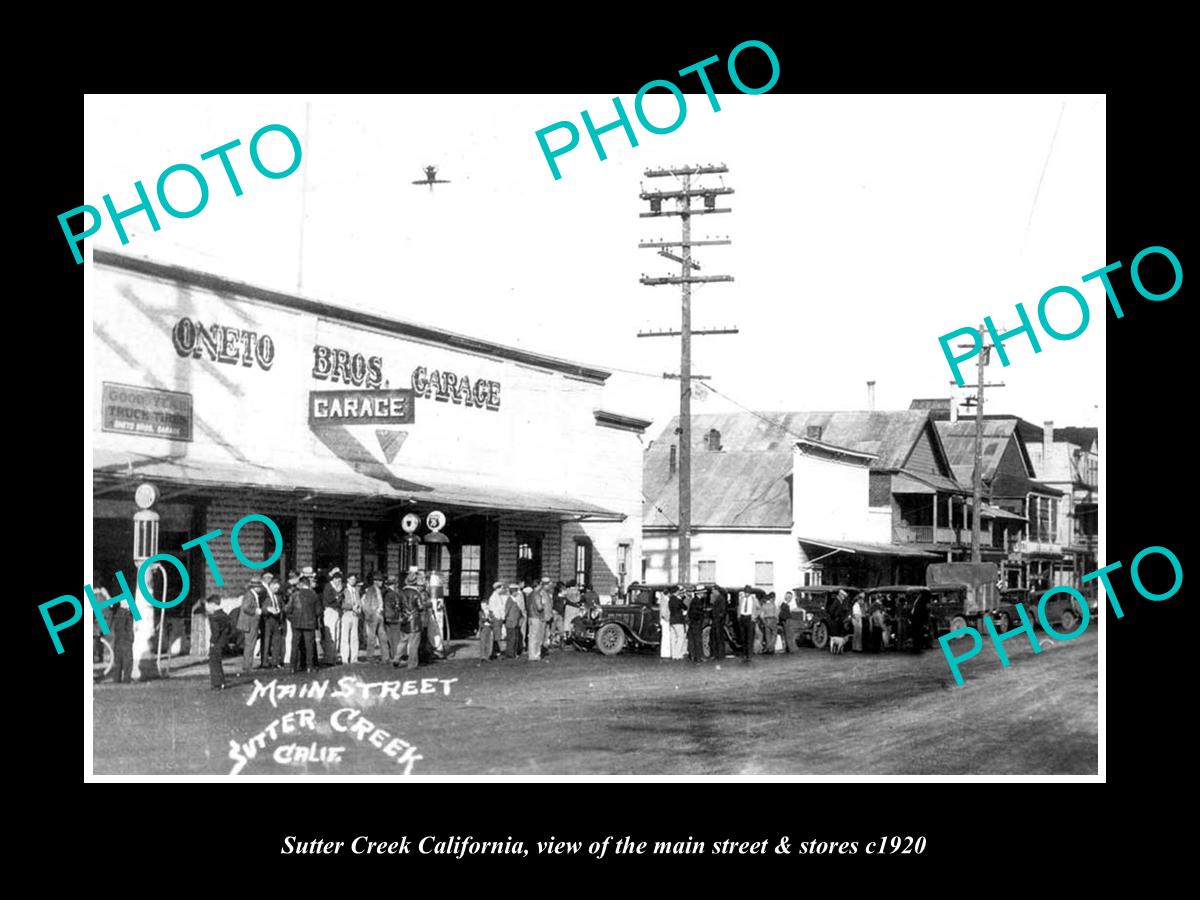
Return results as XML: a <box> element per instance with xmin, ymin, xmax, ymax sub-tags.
<box><xmin>949</xmin><ymin>615</ymin><xmax>969</xmax><ymax>633</ymax></box>
<box><xmin>595</xmin><ymin>623</ymin><xmax>626</xmax><ymax>656</ymax></box>
<box><xmin>1060</xmin><ymin>609</ymin><xmax>1080</xmax><ymax>633</ymax></box>
<box><xmin>994</xmin><ymin>612</ymin><xmax>1011</xmax><ymax>633</ymax></box>
<box><xmin>811</xmin><ymin>620</ymin><xmax>829</xmax><ymax>650</ymax></box>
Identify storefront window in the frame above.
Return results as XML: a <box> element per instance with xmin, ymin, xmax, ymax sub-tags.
<box><xmin>461</xmin><ymin>544</ymin><xmax>481</xmax><ymax>598</ymax></box>
<box><xmin>697</xmin><ymin>560</ymin><xmax>716</xmax><ymax>583</ymax></box>
<box><xmin>575</xmin><ymin>538</ymin><xmax>593</xmax><ymax>589</ymax></box>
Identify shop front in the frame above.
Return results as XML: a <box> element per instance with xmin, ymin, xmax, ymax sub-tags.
<box><xmin>91</xmin><ymin>250</ymin><xmax>648</xmax><ymax>655</ymax></box>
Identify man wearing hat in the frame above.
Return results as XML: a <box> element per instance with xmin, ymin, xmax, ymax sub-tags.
<box><xmin>321</xmin><ymin>568</ymin><xmax>344</xmax><ymax>664</ymax></box>
<box><xmin>380</xmin><ymin>574</ymin><xmax>403</xmax><ymax>665</ymax></box>
<box><xmin>238</xmin><ymin>574</ymin><xmax>265</xmax><ymax>675</ymax></box>
<box><xmin>284</xmin><ymin>567</ymin><xmax>320</xmax><ymax>673</ymax></box>
<box><xmin>282</xmin><ymin>569</ymin><xmax>300</xmax><ymax>665</ymax></box>
<box><xmin>504</xmin><ymin>584</ymin><xmax>525</xmax><ymax>658</ymax></box>
<box><xmin>482</xmin><ymin>581</ymin><xmax>507</xmax><ymax>661</ymax></box>
<box><xmin>536</xmin><ymin>577</ymin><xmax>556</xmax><ymax>654</ymax></box>
<box><xmin>361</xmin><ymin>573</ymin><xmax>387</xmax><ymax>663</ymax></box>
<box><xmin>259</xmin><ymin>572</ymin><xmax>285</xmax><ymax>669</ymax></box>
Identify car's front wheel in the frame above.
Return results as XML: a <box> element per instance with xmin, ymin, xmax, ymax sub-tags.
<box><xmin>1060</xmin><ymin>608</ymin><xmax>1081</xmax><ymax>633</ymax></box>
<box><xmin>949</xmin><ymin>615</ymin><xmax>969</xmax><ymax>633</ymax></box>
<box><xmin>994</xmin><ymin>612</ymin><xmax>1011</xmax><ymax>633</ymax></box>
<box><xmin>595</xmin><ymin>623</ymin><xmax>627</xmax><ymax>656</ymax></box>
<box><xmin>811</xmin><ymin>620</ymin><xmax>829</xmax><ymax>650</ymax></box>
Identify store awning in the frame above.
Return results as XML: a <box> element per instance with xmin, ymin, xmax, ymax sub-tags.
<box><xmin>797</xmin><ymin>536</ymin><xmax>940</xmax><ymax>559</ymax></box>
<box><xmin>978</xmin><ymin>503</ymin><xmax>1027</xmax><ymax>522</ymax></box>
<box><xmin>93</xmin><ymin>448</ymin><xmax>625</xmax><ymax>520</ymax></box>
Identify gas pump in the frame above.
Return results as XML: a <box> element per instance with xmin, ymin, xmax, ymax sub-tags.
<box><xmin>130</xmin><ymin>483</ymin><xmax>165</xmax><ymax>680</ymax></box>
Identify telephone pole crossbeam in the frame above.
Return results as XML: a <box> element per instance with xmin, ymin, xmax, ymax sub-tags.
<box><xmin>645</xmin><ymin>165</ymin><xmax>729</xmax><ymax>177</ymax></box>
<box><xmin>638</xmin><ymin>328</ymin><xmax>739</xmax><ymax>338</ymax></box>
<box><xmin>640</xmin><ymin>275</ymin><xmax>735</xmax><ymax>285</ymax></box>
<box><xmin>638</xmin><ymin>240</ymin><xmax>731</xmax><ymax>248</ymax></box>
<box><xmin>640</xmin><ymin>208</ymin><xmax>732</xmax><ymax>218</ymax></box>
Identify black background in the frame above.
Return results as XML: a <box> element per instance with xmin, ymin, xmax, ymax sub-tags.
<box><xmin>19</xmin><ymin>19</ymin><xmax>1186</xmax><ymax>881</ymax></box>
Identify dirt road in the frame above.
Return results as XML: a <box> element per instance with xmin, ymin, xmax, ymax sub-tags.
<box><xmin>92</xmin><ymin>625</ymin><xmax>1098</xmax><ymax>776</ymax></box>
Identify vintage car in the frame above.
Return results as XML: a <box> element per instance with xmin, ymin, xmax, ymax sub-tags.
<box><xmin>568</xmin><ymin>584</ymin><xmax>753</xmax><ymax>657</ymax></box>
<box><xmin>994</xmin><ymin>587</ymin><xmax>1089</xmax><ymax>634</ymax></box>
<box><xmin>785</xmin><ymin>585</ymin><xmax>859</xmax><ymax>650</ymax></box>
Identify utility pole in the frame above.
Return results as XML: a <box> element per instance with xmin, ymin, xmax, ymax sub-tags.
<box><xmin>638</xmin><ymin>165</ymin><xmax>735</xmax><ymax>585</ymax></box>
<box><xmin>953</xmin><ymin>324</ymin><xmax>1005</xmax><ymax>563</ymax></box>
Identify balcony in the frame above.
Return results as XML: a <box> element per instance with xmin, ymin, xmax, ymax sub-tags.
<box><xmin>895</xmin><ymin>525</ymin><xmax>967</xmax><ymax>546</ymax></box>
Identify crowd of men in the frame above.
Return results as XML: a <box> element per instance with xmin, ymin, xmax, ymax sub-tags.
<box><xmin>203</xmin><ymin>565</ymin><xmax>450</xmax><ymax>690</ymax></box>
<box><xmin>477</xmin><ymin>578</ymin><xmax>599</xmax><ymax>662</ymax></box>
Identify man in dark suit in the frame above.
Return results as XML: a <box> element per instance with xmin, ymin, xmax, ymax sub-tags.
<box><xmin>320</xmin><ymin>568</ymin><xmax>344</xmax><ymax>665</ymax></box>
<box><xmin>709</xmin><ymin>586</ymin><xmax>728</xmax><ymax>659</ymax></box>
<box><xmin>285</xmin><ymin>568</ymin><xmax>320</xmax><ymax>673</ymax></box>
<box><xmin>107</xmin><ymin>600</ymin><xmax>136</xmax><ymax>683</ymax></box>
<box><xmin>238</xmin><ymin>574</ymin><xmax>264</xmax><ymax>675</ymax></box>
<box><xmin>400</xmin><ymin>572</ymin><xmax>425</xmax><ymax>669</ymax></box>
<box><xmin>504</xmin><ymin>584</ymin><xmax>525</xmax><ymax>658</ymax></box>
<box><xmin>205</xmin><ymin>595</ymin><xmax>233</xmax><ymax>690</ymax></box>
<box><xmin>259</xmin><ymin>572</ymin><xmax>285</xmax><ymax>669</ymax></box>
<box><xmin>909</xmin><ymin>591</ymin><xmax>931</xmax><ymax>654</ymax></box>
<box><xmin>686</xmin><ymin>589</ymin><xmax>706</xmax><ymax>662</ymax></box>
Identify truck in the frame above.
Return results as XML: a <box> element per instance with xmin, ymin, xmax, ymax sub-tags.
<box><xmin>925</xmin><ymin>562</ymin><xmax>1001</xmax><ymax>632</ymax></box>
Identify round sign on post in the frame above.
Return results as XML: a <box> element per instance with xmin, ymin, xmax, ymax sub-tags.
<box><xmin>135</xmin><ymin>483</ymin><xmax>158</xmax><ymax>510</ymax></box>
<box><xmin>400</xmin><ymin>513</ymin><xmax>421</xmax><ymax>534</ymax></box>
<box><xmin>424</xmin><ymin>510</ymin><xmax>448</xmax><ymax>544</ymax></box>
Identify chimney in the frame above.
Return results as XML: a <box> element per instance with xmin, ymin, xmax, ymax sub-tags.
<box><xmin>669</xmin><ymin>444</ymin><xmax>677</xmax><ymax>477</ymax></box>
<box><xmin>866</xmin><ymin>381</ymin><xmax>876</xmax><ymax>411</ymax></box>
<box><xmin>1043</xmin><ymin>420</ymin><xmax>1054</xmax><ymax>446</ymax></box>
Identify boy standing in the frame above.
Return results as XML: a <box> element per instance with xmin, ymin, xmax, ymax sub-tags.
<box><xmin>206</xmin><ymin>595</ymin><xmax>233</xmax><ymax>690</ymax></box>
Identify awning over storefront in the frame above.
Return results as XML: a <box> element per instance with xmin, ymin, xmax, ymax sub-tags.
<box><xmin>978</xmin><ymin>503</ymin><xmax>1027</xmax><ymax>521</ymax></box>
<box><xmin>93</xmin><ymin>449</ymin><xmax>624</xmax><ymax>520</ymax></box>
<box><xmin>797</xmin><ymin>536</ymin><xmax>940</xmax><ymax>559</ymax></box>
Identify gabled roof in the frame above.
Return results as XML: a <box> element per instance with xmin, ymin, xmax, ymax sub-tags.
<box><xmin>643</xmin><ymin>410</ymin><xmax>961</xmax><ymax>529</ymax></box>
<box><xmin>935</xmin><ymin>419</ymin><xmax>1035</xmax><ymax>481</ymax></box>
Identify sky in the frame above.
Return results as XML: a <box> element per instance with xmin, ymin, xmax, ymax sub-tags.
<box><xmin>84</xmin><ymin>93</ymin><xmax>1105</xmax><ymax>442</ymax></box>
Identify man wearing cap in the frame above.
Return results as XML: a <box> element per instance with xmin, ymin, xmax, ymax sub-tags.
<box><xmin>259</xmin><ymin>572</ymin><xmax>285</xmax><ymax>669</ymax></box>
<box><xmin>238</xmin><ymin>574</ymin><xmax>265</xmax><ymax>675</ymax></box>
<box><xmin>504</xmin><ymin>584</ymin><xmax>525</xmax><ymax>658</ymax></box>
<box><xmin>400</xmin><ymin>570</ymin><xmax>425</xmax><ymax>669</ymax></box>
<box><xmin>321</xmin><ymin>568</ymin><xmax>344</xmax><ymax>664</ymax></box>
<box><xmin>482</xmin><ymin>581</ymin><xmax>506</xmax><ymax>661</ymax></box>
<box><xmin>668</xmin><ymin>586</ymin><xmax>687</xmax><ymax>660</ymax></box>
<box><xmin>525</xmin><ymin>582</ymin><xmax>547</xmax><ymax>661</ymax></box>
<box><xmin>760</xmin><ymin>592</ymin><xmax>779</xmax><ymax>655</ymax></box>
<box><xmin>285</xmin><ymin>568</ymin><xmax>320</xmax><ymax>673</ymax></box>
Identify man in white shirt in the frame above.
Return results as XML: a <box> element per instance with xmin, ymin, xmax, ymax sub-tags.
<box><xmin>481</xmin><ymin>581</ymin><xmax>507</xmax><ymax>661</ymax></box>
<box><xmin>851</xmin><ymin>593</ymin><xmax>865</xmax><ymax>653</ymax></box>
<box><xmin>737</xmin><ymin>586</ymin><xmax>759</xmax><ymax>661</ymax></box>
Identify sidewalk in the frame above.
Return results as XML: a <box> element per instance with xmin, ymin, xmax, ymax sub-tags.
<box><xmin>93</xmin><ymin>639</ymin><xmax>484</xmax><ymax>681</ymax></box>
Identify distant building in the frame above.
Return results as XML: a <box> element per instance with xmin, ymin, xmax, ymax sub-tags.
<box><xmin>641</xmin><ymin>410</ymin><xmax>992</xmax><ymax>591</ymax></box>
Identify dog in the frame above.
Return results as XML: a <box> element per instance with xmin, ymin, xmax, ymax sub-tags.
<box><xmin>829</xmin><ymin>635</ymin><xmax>848</xmax><ymax>654</ymax></box>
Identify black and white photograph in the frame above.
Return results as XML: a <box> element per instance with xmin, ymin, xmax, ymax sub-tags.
<box><xmin>81</xmin><ymin>91</ymin><xmax>1106</xmax><ymax>779</ymax></box>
